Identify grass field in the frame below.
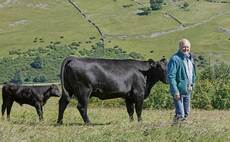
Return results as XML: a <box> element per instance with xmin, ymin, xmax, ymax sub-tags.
<box><xmin>0</xmin><ymin>0</ymin><xmax>100</xmax><ymax>56</ymax></box>
<box><xmin>0</xmin><ymin>92</ymin><xmax>230</xmax><ymax>142</ymax></box>
<box><xmin>0</xmin><ymin>0</ymin><xmax>230</xmax><ymax>63</ymax></box>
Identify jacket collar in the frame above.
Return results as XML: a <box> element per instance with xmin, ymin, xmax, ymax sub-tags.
<box><xmin>176</xmin><ymin>50</ymin><xmax>194</xmax><ymax>64</ymax></box>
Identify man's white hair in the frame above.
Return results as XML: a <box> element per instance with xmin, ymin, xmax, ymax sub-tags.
<box><xmin>179</xmin><ymin>38</ymin><xmax>191</xmax><ymax>48</ymax></box>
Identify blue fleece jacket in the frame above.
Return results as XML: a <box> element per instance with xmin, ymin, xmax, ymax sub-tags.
<box><xmin>167</xmin><ymin>51</ymin><xmax>196</xmax><ymax>95</ymax></box>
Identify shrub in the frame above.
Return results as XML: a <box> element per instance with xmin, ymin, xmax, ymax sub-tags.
<box><xmin>144</xmin><ymin>83</ymin><xmax>173</xmax><ymax>109</ymax></box>
<box><xmin>10</xmin><ymin>71</ymin><xmax>23</xmax><ymax>84</ymax></box>
<box><xmin>150</xmin><ymin>0</ymin><xmax>164</xmax><ymax>10</ymax></box>
<box><xmin>183</xmin><ymin>2</ymin><xmax>189</xmax><ymax>8</ymax></box>
<box><xmin>192</xmin><ymin>80</ymin><xmax>214</xmax><ymax>109</ymax></box>
<box><xmin>129</xmin><ymin>52</ymin><xmax>144</xmax><ymax>59</ymax></box>
<box><xmin>212</xmin><ymin>83</ymin><xmax>230</xmax><ymax>109</ymax></box>
<box><xmin>200</xmin><ymin>63</ymin><xmax>230</xmax><ymax>83</ymax></box>
<box><xmin>30</xmin><ymin>56</ymin><xmax>43</xmax><ymax>69</ymax></box>
<box><xmin>33</xmin><ymin>75</ymin><xmax>47</xmax><ymax>83</ymax></box>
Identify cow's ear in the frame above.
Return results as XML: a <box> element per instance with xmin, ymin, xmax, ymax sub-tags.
<box><xmin>50</xmin><ymin>85</ymin><xmax>55</xmax><ymax>89</ymax></box>
<box><xmin>160</xmin><ymin>56</ymin><xmax>168</xmax><ymax>64</ymax></box>
<box><xmin>148</xmin><ymin>59</ymin><xmax>156</xmax><ymax>67</ymax></box>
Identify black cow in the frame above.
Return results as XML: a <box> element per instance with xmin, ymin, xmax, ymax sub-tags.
<box><xmin>1</xmin><ymin>84</ymin><xmax>61</xmax><ymax>121</ymax></box>
<box><xmin>57</xmin><ymin>56</ymin><xmax>167</xmax><ymax>124</ymax></box>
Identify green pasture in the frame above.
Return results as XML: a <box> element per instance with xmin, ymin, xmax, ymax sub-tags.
<box><xmin>107</xmin><ymin>23</ymin><xmax>230</xmax><ymax>63</ymax></box>
<box><xmin>166</xmin><ymin>0</ymin><xmax>230</xmax><ymax>24</ymax></box>
<box><xmin>0</xmin><ymin>0</ymin><xmax>100</xmax><ymax>56</ymax></box>
<box><xmin>0</xmin><ymin>0</ymin><xmax>230</xmax><ymax>63</ymax></box>
<box><xmin>107</xmin><ymin>15</ymin><xmax>230</xmax><ymax>62</ymax></box>
<box><xmin>76</xmin><ymin>0</ymin><xmax>178</xmax><ymax>35</ymax></box>
<box><xmin>0</xmin><ymin>91</ymin><xmax>230</xmax><ymax>142</ymax></box>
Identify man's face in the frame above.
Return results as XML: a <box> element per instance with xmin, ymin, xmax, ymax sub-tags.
<box><xmin>180</xmin><ymin>42</ymin><xmax>190</xmax><ymax>55</ymax></box>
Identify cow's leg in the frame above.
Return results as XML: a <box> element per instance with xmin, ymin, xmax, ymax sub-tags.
<box><xmin>6</xmin><ymin>100</ymin><xmax>14</xmax><ymax>121</ymax></box>
<box><xmin>35</xmin><ymin>103</ymin><xmax>43</xmax><ymax>121</ymax></box>
<box><xmin>1</xmin><ymin>91</ymin><xmax>8</xmax><ymax>119</ymax></box>
<box><xmin>77</xmin><ymin>96</ymin><xmax>90</xmax><ymax>124</ymax></box>
<box><xmin>125</xmin><ymin>98</ymin><xmax>134</xmax><ymax>121</ymax></box>
<box><xmin>76</xmin><ymin>87</ymin><xmax>92</xmax><ymax>124</ymax></box>
<box><xmin>135</xmin><ymin>100</ymin><xmax>143</xmax><ymax>122</ymax></box>
<box><xmin>1</xmin><ymin>100</ymin><xmax>7</xmax><ymax>118</ymax></box>
<box><xmin>57</xmin><ymin>94</ymin><xmax>71</xmax><ymax>124</ymax></box>
<box><xmin>133</xmin><ymin>90</ymin><xmax>144</xmax><ymax>122</ymax></box>
<box><xmin>1</xmin><ymin>103</ymin><xmax>7</xmax><ymax>117</ymax></box>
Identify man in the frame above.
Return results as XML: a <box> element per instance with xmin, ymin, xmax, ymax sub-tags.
<box><xmin>167</xmin><ymin>38</ymin><xmax>196</xmax><ymax>124</ymax></box>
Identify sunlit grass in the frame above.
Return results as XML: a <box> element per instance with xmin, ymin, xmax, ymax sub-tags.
<box><xmin>0</xmin><ymin>95</ymin><xmax>229</xmax><ymax>142</ymax></box>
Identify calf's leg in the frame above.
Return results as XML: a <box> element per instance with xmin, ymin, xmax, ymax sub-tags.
<box><xmin>35</xmin><ymin>103</ymin><xmax>43</xmax><ymax>121</ymax></box>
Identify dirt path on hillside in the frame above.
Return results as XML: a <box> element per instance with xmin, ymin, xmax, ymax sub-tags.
<box><xmin>104</xmin><ymin>10</ymin><xmax>230</xmax><ymax>40</ymax></box>
<box><xmin>133</xmin><ymin>0</ymin><xmax>144</xmax><ymax>6</ymax></box>
<box><xmin>68</xmin><ymin>0</ymin><xmax>105</xmax><ymax>42</ymax></box>
<box><xmin>219</xmin><ymin>27</ymin><xmax>230</xmax><ymax>36</ymax></box>
<box><xmin>68</xmin><ymin>0</ymin><xmax>230</xmax><ymax>40</ymax></box>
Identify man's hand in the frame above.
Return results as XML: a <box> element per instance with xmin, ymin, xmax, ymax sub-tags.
<box><xmin>188</xmin><ymin>85</ymin><xmax>193</xmax><ymax>91</ymax></box>
<box><xmin>174</xmin><ymin>92</ymin><xmax>180</xmax><ymax>100</ymax></box>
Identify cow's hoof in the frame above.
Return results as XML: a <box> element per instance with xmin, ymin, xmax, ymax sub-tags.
<box><xmin>85</xmin><ymin>121</ymin><xmax>92</xmax><ymax>126</ymax></box>
<box><xmin>57</xmin><ymin>120</ymin><xmax>63</xmax><ymax>125</ymax></box>
<box><xmin>129</xmin><ymin>118</ymin><xmax>134</xmax><ymax>122</ymax></box>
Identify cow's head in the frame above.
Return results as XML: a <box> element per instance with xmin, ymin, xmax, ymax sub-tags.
<box><xmin>49</xmin><ymin>84</ymin><xmax>61</xmax><ymax>97</ymax></box>
<box><xmin>148</xmin><ymin>57</ymin><xmax>168</xmax><ymax>84</ymax></box>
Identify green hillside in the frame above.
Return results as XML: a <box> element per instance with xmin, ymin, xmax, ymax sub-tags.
<box><xmin>0</xmin><ymin>0</ymin><xmax>230</xmax><ymax>83</ymax></box>
<box><xmin>0</xmin><ymin>0</ymin><xmax>100</xmax><ymax>56</ymax></box>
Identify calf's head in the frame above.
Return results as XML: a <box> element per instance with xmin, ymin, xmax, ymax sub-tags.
<box><xmin>48</xmin><ymin>84</ymin><xmax>61</xmax><ymax>97</ymax></box>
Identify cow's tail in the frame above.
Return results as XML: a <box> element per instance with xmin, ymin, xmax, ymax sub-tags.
<box><xmin>1</xmin><ymin>85</ymin><xmax>7</xmax><ymax>116</ymax></box>
<box><xmin>60</xmin><ymin>56</ymin><xmax>75</xmax><ymax>97</ymax></box>
<box><xmin>2</xmin><ymin>85</ymin><xmax>7</xmax><ymax>103</ymax></box>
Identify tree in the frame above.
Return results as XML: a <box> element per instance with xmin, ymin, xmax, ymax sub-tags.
<box><xmin>10</xmin><ymin>70</ymin><xmax>23</xmax><ymax>84</ymax></box>
<box><xmin>150</xmin><ymin>0</ymin><xmax>164</xmax><ymax>10</ymax></box>
<box><xmin>183</xmin><ymin>2</ymin><xmax>189</xmax><ymax>9</ymax></box>
<box><xmin>33</xmin><ymin>75</ymin><xmax>47</xmax><ymax>83</ymax></box>
<box><xmin>91</xmin><ymin>41</ymin><xmax>105</xmax><ymax>57</ymax></box>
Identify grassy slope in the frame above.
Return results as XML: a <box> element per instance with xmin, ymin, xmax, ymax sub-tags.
<box><xmin>168</xmin><ymin>0</ymin><xmax>230</xmax><ymax>24</ymax></box>
<box><xmin>0</xmin><ymin>94</ymin><xmax>229</xmax><ymax>142</ymax></box>
<box><xmin>76</xmin><ymin>0</ymin><xmax>178</xmax><ymax>35</ymax></box>
<box><xmin>75</xmin><ymin>0</ymin><xmax>230</xmax><ymax>62</ymax></box>
<box><xmin>0</xmin><ymin>0</ymin><xmax>100</xmax><ymax>56</ymax></box>
<box><xmin>108</xmin><ymin>15</ymin><xmax>230</xmax><ymax>62</ymax></box>
<box><xmin>0</xmin><ymin>0</ymin><xmax>229</xmax><ymax>63</ymax></box>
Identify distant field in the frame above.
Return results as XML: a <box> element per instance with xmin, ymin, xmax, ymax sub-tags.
<box><xmin>76</xmin><ymin>0</ymin><xmax>178</xmax><ymax>35</ymax></box>
<box><xmin>0</xmin><ymin>0</ymin><xmax>230</xmax><ymax>63</ymax></box>
<box><xmin>0</xmin><ymin>0</ymin><xmax>100</xmax><ymax>56</ymax></box>
<box><xmin>0</xmin><ymin>94</ymin><xmax>230</xmax><ymax>142</ymax></box>
<box><xmin>108</xmin><ymin>16</ymin><xmax>230</xmax><ymax>62</ymax></box>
